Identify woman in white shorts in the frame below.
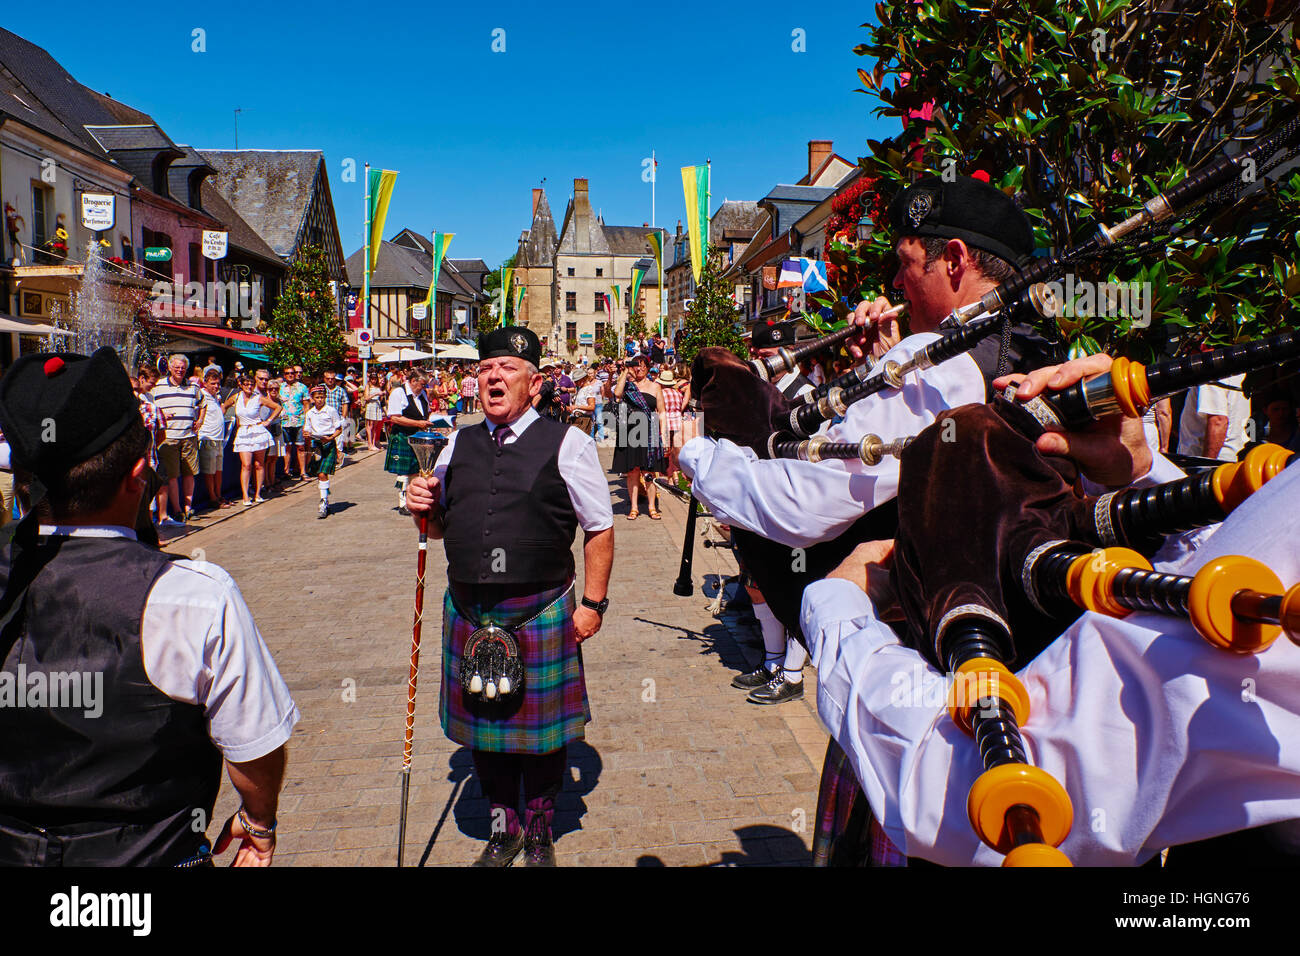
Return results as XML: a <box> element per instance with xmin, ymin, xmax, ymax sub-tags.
<box><xmin>222</xmin><ymin>373</ymin><xmax>282</xmax><ymax>505</ymax></box>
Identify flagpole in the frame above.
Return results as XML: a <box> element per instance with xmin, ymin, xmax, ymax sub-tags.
<box><xmin>362</xmin><ymin>163</ymin><xmax>371</xmax><ymax>391</ymax></box>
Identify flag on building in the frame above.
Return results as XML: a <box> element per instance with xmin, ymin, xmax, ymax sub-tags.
<box><xmin>514</xmin><ymin>284</ymin><xmax>526</xmax><ymax>314</ymax></box>
<box><xmin>610</xmin><ymin>285</ymin><xmax>621</xmax><ymax>317</ymax></box>
<box><xmin>603</xmin><ymin>292</ymin><xmax>612</xmax><ymax>321</ymax></box>
<box><xmin>367</xmin><ymin>169</ymin><xmax>397</xmax><ymax>276</ymax></box>
<box><xmin>681</xmin><ymin>164</ymin><xmax>710</xmax><ymax>282</ymax></box>
<box><xmin>417</xmin><ymin>232</ymin><xmax>454</xmax><ymax>312</ymax></box>
<box><xmin>800</xmin><ymin>257</ymin><xmax>829</xmax><ymax>293</ymax></box>
<box><xmin>346</xmin><ymin>291</ymin><xmax>362</xmax><ymax>329</ymax></box>
<box><xmin>777</xmin><ymin>259</ymin><xmax>802</xmax><ymax>288</ymax></box>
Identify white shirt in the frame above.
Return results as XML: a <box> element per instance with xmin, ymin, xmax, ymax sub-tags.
<box><xmin>430</xmin><ymin>406</ymin><xmax>614</xmax><ymax>532</ymax></box>
<box><xmin>198</xmin><ymin>391</ymin><xmax>225</xmax><ymax>441</ymax></box>
<box><xmin>1178</xmin><ymin>374</ymin><xmax>1249</xmax><ymax>461</ymax></box>
<box><xmin>679</xmin><ymin>333</ymin><xmax>987</xmax><ymax>549</ymax></box>
<box><xmin>305</xmin><ymin>405</ymin><xmax>344</xmax><ymax>439</ymax></box>
<box><xmin>37</xmin><ymin>525</ymin><xmax>300</xmax><ymax>764</ymax></box>
<box><xmin>575</xmin><ymin>383</ymin><xmax>602</xmax><ymax>410</ymax></box>
<box><xmin>800</xmin><ymin>462</ymin><xmax>1300</xmax><ymax>867</ymax></box>
<box><xmin>387</xmin><ymin>386</ymin><xmax>426</xmax><ymax>419</ymax></box>
<box><xmin>775</xmin><ymin>369</ymin><xmax>816</xmax><ymax>400</ymax></box>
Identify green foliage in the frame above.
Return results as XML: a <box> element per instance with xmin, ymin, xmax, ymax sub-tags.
<box><xmin>678</xmin><ymin>250</ymin><xmax>747</xmax><ymax>365</ymax></box>
<box><xmin>599</xmin><ymin>322</ymin><xmax>621</xmax><ymax>360</ymax></box>
<box><xmin>855</xmin><ymin>0</ymin><xmax>1300</xmax><ymax>356</ymax></box>
<box><xmin>263</xmin><ymin>246</ymin><xmax>347</xmax><ymax>373</ymax></box>
<box><xmin>626</xmin><ymin>304</ymin><xmax>648</xmax><ymax>342</ymax></box>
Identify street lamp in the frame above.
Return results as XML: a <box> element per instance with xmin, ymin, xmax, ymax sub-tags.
<box><xmin>857</xmin><ymin>212</ymin><xmax>875</xmax><ymax>242</ymax></box>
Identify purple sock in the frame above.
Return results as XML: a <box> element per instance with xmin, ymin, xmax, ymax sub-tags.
<box><xmin>522</xmin><ymin>747</ymin><xmax>566</xmax><ymax>837</ymax></box>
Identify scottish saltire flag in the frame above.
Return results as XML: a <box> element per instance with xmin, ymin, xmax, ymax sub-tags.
<box><xmin>800</xmin><ymin>258</ymin><xmax>829</xmax><ymax>293</ymax></box>
<box><xmin>777</xmin><ymin>260</ymin><xmax>802</xmax><ymax>288</ymax></box>
<box><xmin>681</xmin><ymin>164</ymin><xmax>710</xmax><ymax>282</ymax></box>
<box><xmin>366</xmin><ymin>169</ymin><xmax>398</xmax><ymax>275</ymax></box>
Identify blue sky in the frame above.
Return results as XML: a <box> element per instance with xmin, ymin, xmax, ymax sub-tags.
<box><xmin>5</xmin><ymin>2</ymin><xmax>894</xmax><ymax>267</ymax></box>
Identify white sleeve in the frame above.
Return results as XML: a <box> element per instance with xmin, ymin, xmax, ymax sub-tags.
<box><xmin>679</xmin><ymin>333</ymin><xmax>986</xmax><ymax>549</ymax></box>
<box><xmin>559</xmin><ymin>427</ymin><xmax>615</xmax><ymax>531</ymax></box>
<box><xmin>680</xmin><ymin>437</ymin><xmax>891</xmax><ymax>548</ymax></box>
<box><xmin>387</xmin><ymin>390</ymin><xmax>407</xmax><ymax>417</ymax></box>
<box><xmin>141</xmin><ymin>561</ymin><xmax>300</xmax><ymax>763</ymax></box>
<box><xmin>802</xmin><ymin>462</ymin><xmax>1300</xmax><ymax>867</ymax></box>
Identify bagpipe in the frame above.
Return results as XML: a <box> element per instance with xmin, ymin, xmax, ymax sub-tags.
<box><xmin>684</xmin><ymin>113</ymin><xmax>1300</xmax><ymax>864</ymax></box>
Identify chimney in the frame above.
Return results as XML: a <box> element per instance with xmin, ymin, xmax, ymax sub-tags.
<box><xmin>675</xmin><ymin>220</ymin><xmax>682</xmax><ymax>239</ymax></box>
<box><xmin>532</xmin><ymin>188</ymin><xmax>542</xmax><ymax>217</ymax></box>
<box><xmin>808</xmin><ymin>140</ymin><xmax>833</xmax><ymax>180</ymax></box>
<box><xmin>574</xmin><ymin>177</ymin><xmax>589</xmax><ymax>198</ymax></box>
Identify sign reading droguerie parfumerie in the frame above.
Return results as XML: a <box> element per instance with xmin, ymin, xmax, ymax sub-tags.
<box><xmin>201</xmin><ymin>230</ymin><xmax>228</xmax><ymax>260</ymax></box>
<box><xmin>80</xmin><ymin>193</ymin><xmax>115</xmax><ymax>231</ymax></box>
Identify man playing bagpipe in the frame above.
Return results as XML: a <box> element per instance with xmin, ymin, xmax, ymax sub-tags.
<box><xmin>800</xmin><ymin>353</ymin><xmax>1300</xmax><ymax>865</ymax></box>
<box><xmin>680</xmin><ymin>174</ymin><xmax>1189</xmax><ymax>864</ymax></box>
<box><xmin>304</xmin><ymin>383</ymin><xmax>344</xmax><ymax>520</ymax></box>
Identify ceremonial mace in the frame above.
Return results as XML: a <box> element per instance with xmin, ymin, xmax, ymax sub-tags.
<box><xmin>396</xmin><ymin>430</ymin><xmax>448</xmax><ymax>867</ymax></box>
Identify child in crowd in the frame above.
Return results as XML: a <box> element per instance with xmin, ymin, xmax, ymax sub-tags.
<box><xmin>304</xmin><ymin>383</ymin><xmax>344</xmax><ymax>518</ymax></box>
<box><xmin>199</xmin><ymin>369</ymin><xmax>228</xmax><ymax>507</ymax></box>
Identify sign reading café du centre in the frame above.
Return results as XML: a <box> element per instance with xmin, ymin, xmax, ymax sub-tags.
<box><xmin>201</xmin><ymin>230</ymin><xmax>228</xmax><ymax>260</ymax></box>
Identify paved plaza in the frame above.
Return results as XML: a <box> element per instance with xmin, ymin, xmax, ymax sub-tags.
<box><xmin>175</xmin><ymin>422</ymin><xmax>830</xmax><ymax>866</ymax></box>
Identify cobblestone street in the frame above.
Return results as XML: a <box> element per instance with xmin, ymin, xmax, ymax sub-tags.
<box><xmin>176</xmin><ymin>422</ymin><xmax>829</xmax><ymax>866</ymax></box>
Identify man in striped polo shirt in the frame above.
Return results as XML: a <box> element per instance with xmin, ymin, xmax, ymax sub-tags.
<box><xmin>150</xmin><ymin>354</ymin><xmax>206</xmax><ymax>525</ymax></box>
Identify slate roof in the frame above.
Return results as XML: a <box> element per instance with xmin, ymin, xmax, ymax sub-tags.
<box><xmin>198</xmin><ymin>181</ymin><xmax>283</xmax><ymax>265</ymax></box>
<box><xmin>519</xmin><ymin>189</ymin><xmax>559</xmax><ymax>267</ymax></box>
<box><xmin>199</xmin><ymin>150</ymin><xmax>326</xmax><ymax>259</ymax></box>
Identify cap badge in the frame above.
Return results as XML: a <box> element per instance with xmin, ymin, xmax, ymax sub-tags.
<box><xmin>509</xmin><ymin>333</ymin><xmax>527</xmax><ymax>353</ymax></box>
<box><xmin>907</xmin><ymin>191</ymin><xmax>934</xmax><ymax>229</ymax></box>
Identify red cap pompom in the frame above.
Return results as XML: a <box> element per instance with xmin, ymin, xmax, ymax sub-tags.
<box><xmin>43</xmin><ymin>357</ymin><xmax>65</xmax><ymax>377</ymax></box>
<box><xmin>971</xmin><ymin>170</ymin><xmax>991</xmax><ymax>183</ymax></box>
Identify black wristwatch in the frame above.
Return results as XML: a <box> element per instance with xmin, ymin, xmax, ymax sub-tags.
<box><xmin>581</xmin><ymin>596</ymin><xmax>610</xmax><ymax>616</ymax></box>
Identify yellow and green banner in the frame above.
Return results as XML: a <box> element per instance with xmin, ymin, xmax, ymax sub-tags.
<box><xmin>681</xmin><ymin>164</ymin><xmax>710</xmax><ymax>282</ymax></box>
<box><xmin>610</xmin><ymin>285</ymin><xmax>621</xmax><ymax>315</ymax></box>
<box><xmin>367</xmin><ymin>169</ymin><xmax>398</xmax><ymax>275</ymax></box>
<box><xmin>630</xmin><ymin>266</ymin><xmax>646</xmax><ymax>311</ymax></box>
<box><xmin>418</xmin><ymin>232</ymin><xmax>454</xmax><ymax>311</ymax></box>
<box><xmin>514</xmin><ymin>284</ymin><xmax>526</xmax><ymax>314</ymax></box>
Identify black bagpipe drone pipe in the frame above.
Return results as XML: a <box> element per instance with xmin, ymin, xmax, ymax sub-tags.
<box><xmin>765</xmin><ymin>112</ymin><xmax>1300</xmax><ymax>440</ymax></box>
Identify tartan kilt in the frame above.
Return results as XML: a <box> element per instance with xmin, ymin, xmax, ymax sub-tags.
<box><xmin>812</xmin><ymin>738</ymin><xmax>907</xmax><ymax>867</ymax></box>
<box><xmin>384</xmin><ymin>430</ymin><xmax>418</xmax><ymax>475</ymax></box>
<box><xmin>312</xmin><ymin>440</ymin><xmax>338</xmax><ymax>476</ymax></box>
<box><xmin>439</xmin><ymin>583</ymin><xmax>590</xmax><ymax>754</ymax></box>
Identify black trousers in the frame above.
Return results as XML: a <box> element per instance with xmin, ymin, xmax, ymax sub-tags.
<box><xmin>471</xmin><ymin>747</ymin><xmax>566</xmax><ymax>837</ymax></box>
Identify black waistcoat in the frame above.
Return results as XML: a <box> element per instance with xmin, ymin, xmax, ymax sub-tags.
<box><xmin>0</xmin><ymin>535</ymin><xmax>222</xmax><ymax>866</ymax></box>
<box><xmin>392</xmin><ymin>387</ymin><xmax>428</xmax><ymax>435</ymax></box>
<box><xmin>443</xmin><ymin>417</ymin><xmax>578</xmax><ymax>588</ymax></box>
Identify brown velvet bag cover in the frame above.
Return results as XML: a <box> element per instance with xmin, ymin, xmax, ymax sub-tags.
<box><xmin>691</xmin><ymin>347</ymin><xmax>792</xmax><ymax>456</ymax></box>
<box><xmin>890</xmin><ymin>398</ymin><xmax>1094</xmax><ymax>670</ymax></box>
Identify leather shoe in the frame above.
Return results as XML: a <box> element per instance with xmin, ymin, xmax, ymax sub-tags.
<box><xmin>523</xmin><ymin>828</ymin><xmax>557</xmax><ymax>867</ymax></box>
<box><xmin>747</xmin><ymin>673</ymin><xmax>804</xmax><ymax>705</ymax></box>
<box><xmin>731</xmin><ymin>666</ymin><xmax>775</xmax><ymax>690</ymax></box>
<box><xmin>472</xmin><ymin>829</ymin><xmax>525</xmax><ymax>867</ymax></box>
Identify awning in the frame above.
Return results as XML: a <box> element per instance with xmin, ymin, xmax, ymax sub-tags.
<box><xmin>153</xmin><ymin>321</ymin><xmax>271</xmax><ymax>346</ymax></box>
<box><xmin>0</xmin><ymin>312</ymin><xmax>73</xmax><ymax>336</ymax></box>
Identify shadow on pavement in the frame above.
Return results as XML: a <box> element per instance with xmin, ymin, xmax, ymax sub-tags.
<box><xmin>635</xmin><ymin>824</ymin><xmax>812</xmax><ymax>867</ymax></box>
<box><xmin>418</xmin><ymin>741</ymin><xmax>603</xmax><ymax>865</ymax></box>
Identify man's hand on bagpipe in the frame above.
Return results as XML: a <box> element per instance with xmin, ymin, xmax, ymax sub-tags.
<box><xmin>845</xmin><ymin>296</ymin><xmax>904</xmax><ymax>362</ymax></box>
<box><xmin>995</xmin><ymin>354</ymin><xmax>1153</xmax><ymax>489</ymax></box>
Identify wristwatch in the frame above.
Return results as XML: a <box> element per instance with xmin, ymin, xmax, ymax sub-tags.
<box><xmin>581</xmin><ymin>596</ymin><xmax>610</xmax><ymax>616</ymax></box>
